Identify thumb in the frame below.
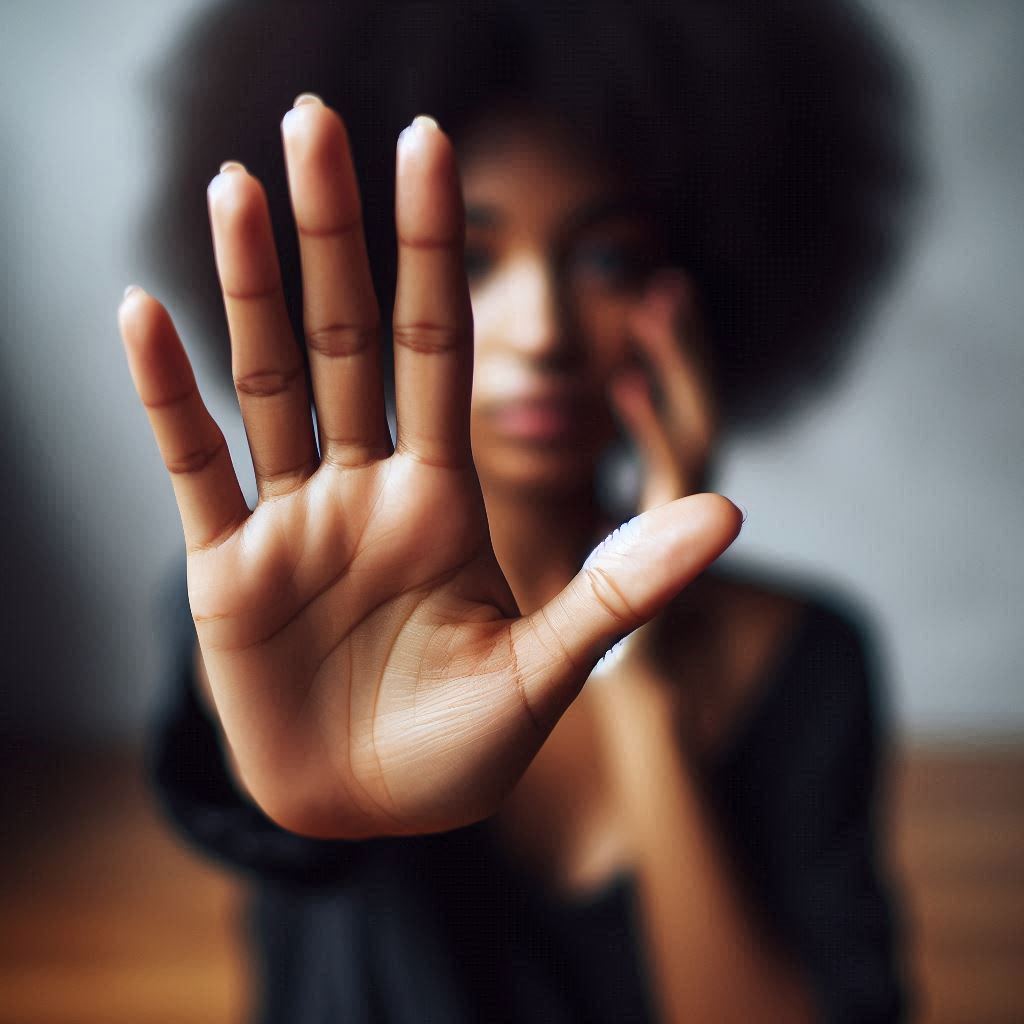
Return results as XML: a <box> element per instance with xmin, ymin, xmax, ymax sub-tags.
<box><xmin>510</xmin><ymin>493</ymin><xmax>742</xmax><ymax>731</ymax></box>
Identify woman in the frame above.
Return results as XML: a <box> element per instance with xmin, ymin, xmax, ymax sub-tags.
<box><xmin>125</xmin><ymin>2</ymin><xmax>916</xmax><ymax>1021</ymax></box>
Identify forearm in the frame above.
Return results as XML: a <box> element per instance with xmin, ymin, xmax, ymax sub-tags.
<box><xmin>593</xmin><ymin>673</ymin><xmax>817</xmax><ymax>1024</ymax></box>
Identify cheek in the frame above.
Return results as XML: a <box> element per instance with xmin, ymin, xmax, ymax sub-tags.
<box><xmin>467</xmin><ymin>286</ymin><xmax>515</xmax><ymax>404</ymax></box>
<box><xmin>468</xmin><ymin>282</ymin><xmax>500</xmax><ymax>358</ymax></box>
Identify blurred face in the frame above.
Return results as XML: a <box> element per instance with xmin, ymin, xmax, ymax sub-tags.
<box><xmin>459</xmin><ymin>117</ymin><xmax>662</xmax><ymax>495</ymax></box>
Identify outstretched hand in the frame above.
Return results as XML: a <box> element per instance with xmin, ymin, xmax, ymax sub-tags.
<box><xmin>119</xmin><ymin>97</ymin><xmax>742</xmax><ymax>840</ymax></box>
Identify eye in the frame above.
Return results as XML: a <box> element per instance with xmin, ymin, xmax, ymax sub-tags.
<box><xmin>568</xmin><ymin>241</ymin><xmax>651</xmax><ymax>291</ymax></box>
<box><xmin>464</xmin><ymin>244</ymin><xmax>495</xmax><ymax>283</ymax></box>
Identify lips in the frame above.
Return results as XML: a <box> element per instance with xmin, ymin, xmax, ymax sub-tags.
<box><xmin>488</xmin><ymin>395</ymin><xmax>580</xmax><ymax>442</ymax></box>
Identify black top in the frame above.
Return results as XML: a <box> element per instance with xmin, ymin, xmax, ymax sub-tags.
<box><xmin>148</xmin><ymin>567</ymin><xmax>910</xmax><ymax>1023</ymax></box>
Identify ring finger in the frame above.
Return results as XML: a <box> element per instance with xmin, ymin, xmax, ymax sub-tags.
<box><xmin>208</xmin><ymin>162</ymin><xmax>318</xmax><ymax>498</ymax></box>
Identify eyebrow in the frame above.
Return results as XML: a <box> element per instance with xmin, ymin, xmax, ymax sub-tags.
<box><xmin>465</xmin><ymin>194</ymin><xmax>648</xmax><ymax>234</ymax></box>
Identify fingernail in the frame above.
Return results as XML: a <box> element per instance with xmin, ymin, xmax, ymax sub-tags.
<box><xmin>218</xmin><ymin>160</ymin><xmax>246</xmax><ymax>175</ymax></box>
<box><xmin>122</xmin><ymin>284</ymin><xmax>140</xmax><ymax>301</ymax></box>
<box><xmin>293</xmin><ymin>92</ymin><xmax>323</xmax><ymax>108</ymax></box>
<box><xmin>399</xmin><ymin>113</ymin><xmax>440</xmax><ymax>148</ymax></box>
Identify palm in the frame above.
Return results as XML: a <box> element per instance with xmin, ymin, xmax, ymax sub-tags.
<box><xmin>120</xmin><ymin>99</ymin><xmax>741</xmax><ymax>840</ymax></box>
<box><xmin>192</xmin><ymin>456</ymin><xmax>528</xmax><ymax>837</ymax></box>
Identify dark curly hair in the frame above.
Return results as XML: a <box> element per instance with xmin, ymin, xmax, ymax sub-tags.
<box><xmin>143</xmin><ymin>0</ymin><xmax>919</xmax><ymax>430</ymax></box>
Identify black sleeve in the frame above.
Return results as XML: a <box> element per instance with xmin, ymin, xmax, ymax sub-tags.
<box><xmin>145</xmin><ymin>564</ymin><xmax>367</xmax><ymax>886</ymax></box>
<box><xmin>719</xmin><ymin>598</ymin><xmax>913</xmax><ymax>1024</ymax></box>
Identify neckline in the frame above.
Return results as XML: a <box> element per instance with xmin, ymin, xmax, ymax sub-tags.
<box><xmin>704</xmin><ymin>597</ymin><xmax>818</xmax><ymax>770</ymax></box>
<box><xmin>475</xmin><ymin>814</ymin><xmax>638</xmax><ymax>912</ymax></box>
<box><xmin>473</xmin><ymin>595</ymin><xmax>821</xmax><ymax>912</ymax></box>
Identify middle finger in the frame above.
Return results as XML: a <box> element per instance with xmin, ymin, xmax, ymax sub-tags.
<box><xmin>282</xmin><ymin>96</ymin><xmax>392</xmax><ymax>468</ymax></box>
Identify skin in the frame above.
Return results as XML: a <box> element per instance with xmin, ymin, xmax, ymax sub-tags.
<box><xmin>462</xmin><ymin>113</ymin><xmax>715</xmax><ymax>508</ymax></box>
<box><xmin>454</xmin><ymin>112</ymin><xmax>798</xmax><ymax>872</ymax></box>
<box><xmin>118</xmin><ymin>98</ymin><xmax>741</xmax><ymax>839</ymax></box>
<box><xmin>457</xmin><ymin>121</ymin><xmax>816</xmax><ymax>1024</ymax></box>
<box><xmin>458</xmin><ymin>114</ymin><xmax>720</xmax><ymax>604</ymax></box>
<box><xmin>120</xmin><ymin>97</ymin><xmax>815</xmax><ymax>1020</ymax></box>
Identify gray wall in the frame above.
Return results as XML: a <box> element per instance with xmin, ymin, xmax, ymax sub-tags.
<box><xmin>2</xmin><ymin>0</ymin><xmax>1021</xmax><ymax>742</ymax></box>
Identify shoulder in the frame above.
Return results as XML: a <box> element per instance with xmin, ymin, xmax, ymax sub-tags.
<box><xmin>702</xmin><ymin>571</ymin><xmax>895</xmax><ymax>862</ymax></box>
<box><xmin>709</xmin><ymin>564</ymin><xmax>884</xmax><ymax>690</ymax></box>
<box><xmin>698</xmin><ymin>574</ymin><xmax>910</xmax><ymax>1020</ymax></box>
<box><xmin>697</xmin><ymin>565</ymin><xmax>890</xmax><ymax>764</ymax></box>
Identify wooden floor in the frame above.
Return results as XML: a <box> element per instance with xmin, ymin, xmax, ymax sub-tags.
<box><xmin>1</xmin><ymin>744</ymin><xmax>1021</xmax><ymax>1024</ymax></box>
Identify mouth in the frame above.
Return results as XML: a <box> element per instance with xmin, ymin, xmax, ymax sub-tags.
<box><xmin>487</xmin><ymin>394</ymin><xmax>582</xmax><ymax>443</ymax></box>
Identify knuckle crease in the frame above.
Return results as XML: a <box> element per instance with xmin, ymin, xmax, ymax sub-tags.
<box><xmin>234</xmin><ymin>365</ymin><xmax>305</xmax><ymax>398</ymax></box>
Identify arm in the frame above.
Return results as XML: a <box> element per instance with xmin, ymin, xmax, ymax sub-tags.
<box><xmin>598</xmin><ymin>289</ymin><xmax>814</xmax><ymax>1021</ymax></box>
<box><xmin>592</xmin><ymin>602</ymin><xmax>909</xmax><ymax>1024</ymax></box>
<box><xmin>592</xmin><ymin>657</ymin><xmax>817</xmax><ymax>1024</ymax></box>
<box><xmin>751</xmin><ymin>604</ymin><xmax>910</xmax><ymax>1024</ymax></box>
<box><xmin>602</xmin><ymin>284</ymin><xmax>906</xmax><ymax>1022</ymax></box>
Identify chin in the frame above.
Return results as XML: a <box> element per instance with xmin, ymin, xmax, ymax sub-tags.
<box><xmin>476</xmin><ymin>443</ymin><xmax>597</xmax><ymax>498</ymax></box>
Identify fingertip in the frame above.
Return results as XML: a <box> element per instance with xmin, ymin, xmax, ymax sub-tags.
<box><xmin>280</xmin><ymin>100</ymin><xmax>363</xmax><ymax>237</ymax></box>
<box><xmin>397</xmin><ymin>113</ymin><xmax>445</xmax><ymax>151</ymax></box>
<box><xmin>118</xmin><ymin>285</ymin><xmax>156</xmax><ymax>337</ymax></box>
<box><xmin>206</xmin><ymin>173</ymin><xmax>284</xmax><ymax>298</ymax></box>
<box><xmin>281</xmin><ymin>93</ymin><xmax>344</xmax><ymax>146</ymax></box>
<box><xmin>395</xmin><ymin>113</ymin><xmax>462</xmax><ymax>245</ymax></box>
<box><xmin>734</xmin><ymin>500</ymin><xmax>749</xmax><ymax>535</ymax></box>
<box><xmin>207</xmin><ymin>161</ymin><xmax>261</xmax><ymax>215</ymax></box>
<box><xmin>630</xmin><ymin>269</ymin><xmax>695</xmax><ymax>342</ymax></box>
<box><xmin>396</xmin><ymin>112</ymin><xmax>455</xmax><ymax>175</ymax></box>
<box><xmin>207</xmin><ymin>166</ymin><xmax>276</xmax><ymax>247</ymax></box>
<box><xmin>723</xmin><ymin>496</ymin><xmax>745</xmax><ymax>539</ymax></box>
<box><xmin>119</xmin><ymin>283</ymin><xmax>147</xmax><ymax>317</ymax></box>
<box><xmin>686</xmin><ymin>492</ymin><xmax>745</xmax><ymax>542</ymax></box>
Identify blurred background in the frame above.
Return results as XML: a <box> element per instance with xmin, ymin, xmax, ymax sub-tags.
<box><xmin>1</xmin><ymin>1</ymin><xmax>1021</xmax><ymax>1022</ymax></box>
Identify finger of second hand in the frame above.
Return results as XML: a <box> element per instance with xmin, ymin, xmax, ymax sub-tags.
<box><xmin>282</xmin><ymin>98</ymin><xmax>392</xmax><ymax>467</ymax></box>
<box><xmin>208</xmin><ymin>166</ymin><xmax>319</xmax><ymax>498</ymax></box>
<box><xmin>392</xmin><ymin>116</ymin><xmax>474</xmax><ymax>470</ymax></box>
<box><xmin>629</xmin><ymin>285</ymin><xmax>716</xmax><ymax>449</ymax></box>
<box><xmin>634</xmin><ymin>274</ymin><xmax>716</xmax><ymax>397</ymax></box>
<box><xmin>609</xmin><ymin>372</ymin><xmax>677</xmax><ymax>476</ymax></box>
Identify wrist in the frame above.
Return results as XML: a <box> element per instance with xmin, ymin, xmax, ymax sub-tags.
<box><xmin>588</xmin><ymin>649</ymin><xmax>697</xmax><ymax>784</ymax></box>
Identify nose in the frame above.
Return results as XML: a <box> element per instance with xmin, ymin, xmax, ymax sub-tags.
<box><xmin>499</xmin><ymin>256</ymin><xmax>574</xmax><ymax>364</ymax></box>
